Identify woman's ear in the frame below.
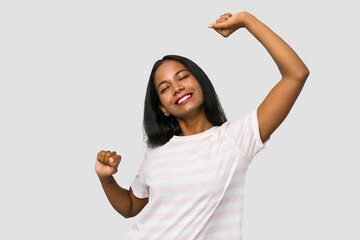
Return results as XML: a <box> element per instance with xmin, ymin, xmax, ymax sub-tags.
<box><xmin>158</xmin><ymin>103</ymin><xmax>170</xmax><ymax>117</ymax></box>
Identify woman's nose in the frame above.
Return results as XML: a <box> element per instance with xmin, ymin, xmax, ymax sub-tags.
<box><xmin>172</xmin><ymin>83</ymin><xmax>185</xmax><ymax>95</ymax></box>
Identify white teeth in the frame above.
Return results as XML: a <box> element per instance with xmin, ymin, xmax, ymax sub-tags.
<box><xmin>177</xmin><ymin>94</ymin><xmax>191</xmax><ymax>104</ymax></box>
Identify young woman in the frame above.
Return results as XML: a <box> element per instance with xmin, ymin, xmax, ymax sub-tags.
<box><xmin>95</xmin><ymin>11</ymin><xmax>309</xmax><ymax>239</ymax></box>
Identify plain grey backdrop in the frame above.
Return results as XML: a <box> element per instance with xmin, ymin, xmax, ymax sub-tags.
<box><xmin>1</xmin><ymin>0</ymin><xmax>359</xmax><ymax>239</ymax></box>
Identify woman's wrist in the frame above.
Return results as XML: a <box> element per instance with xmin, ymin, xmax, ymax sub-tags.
<box><xmin>237</xmin><ymin>11</ymin><xmax>253</xmax><ymax>29</ymax></box>
<box><xmin>98</xmin><ymin>175</ymin><xmax>115</xmax><ymax>184</ymax></box>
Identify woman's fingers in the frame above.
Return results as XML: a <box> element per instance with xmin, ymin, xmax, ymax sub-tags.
<box><xmin>97</xmin><ymin>150</ymin><xmax>117</xmax><ymax>165</ymax></box>
<box><xmin>97</xmin><ymin>150</ymin><xmax>105</xmax><ymax>162</ymax></box>
<box><xmin>97</xmin><ymin>150</ymin><xmax>108</xmax><ymax>164</ymax></box>
<box><xmin>216</xmin><ymin>13</ymin><xmax>231</xmax><ymax>23</ymax></box>
<box><xmin>109</xmin><ymin>155</ymin><xmax>122</xmax><ymax>168</ymax></box>
<box><xmin>105</xmin><ymin>151</ymin><xmax>116</xmax><ymax>164</ymax></box>
<box><xmin>210</xmin><ymin>13</ymin><xmax>232</xmax><ymax>29</ymax></box>
<box><xmin>220</xmin><ymin>13</ymin><xmax>232</xmax><ymax>19</ymax></box>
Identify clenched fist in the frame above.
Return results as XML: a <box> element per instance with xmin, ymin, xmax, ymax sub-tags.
<box><xmin>95</xmin><ymin>150</ymin><xmax>122</xmax><ymax>178</ymax></box>
<box><xmin>208</xmin><ymin>11</ymin><xmax>248</xmax><ymax>37</ymax></box>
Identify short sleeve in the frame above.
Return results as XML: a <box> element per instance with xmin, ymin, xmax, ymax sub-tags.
<box><xmin>130</xmin><ymin>151</ymin><xmax>149</xmax><ymax>199</ymax></box>
<box><xmin>225</xmin><ymin>107</ymin><xmax>270</xmax><ymax>160</ymax></box>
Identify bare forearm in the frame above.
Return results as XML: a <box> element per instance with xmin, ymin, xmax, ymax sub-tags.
<box><xmin>99</xmin><ymin>175</ymin><xmax>133</xmax><ymax>218</ymax></box>
<box><xmin>242</xmin><ymin>12</ymin><xmax>309</xmax><ymax>79</ymax></box>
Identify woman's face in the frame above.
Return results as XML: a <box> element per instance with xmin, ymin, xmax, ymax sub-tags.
<box><xmin>154</xmin><ymin>60</ymin><xmax>205</xmax><ymax>119</ymax></box>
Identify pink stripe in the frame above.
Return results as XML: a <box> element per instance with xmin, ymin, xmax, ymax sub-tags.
<box><xmin>147</xmin><ymin>138</ymin><xmax>223</xmax><ymax>159</ymax></box>
<box><xmin>149</xmin><ymin>163</ymin><xmax>248</xmax><ymax>196</ymax></box>
<box><xmin>147</xmin><ymin>143</ymin><xmax>242</xmax><ymax>172</ymax></box>
<box><xmin>135</xmin><ymin>204</ymin><xmax>242</xmax><ymax>234</ymax></box>
<box><xmin>152</xmin><ymin>175</ymin><xmax>245</xmax><ymax>195</ymax></box>
<box><xmin>141</xmin><ymin>193</ymin><xmax>244</xmax><ymax>221</ymax></box>
<box><xmin>147</xmin><ymin>177</ymin><xmax>244</xmax><ymax>210</ymax></box>
<box><xmin>151</xmin><ymin>163</ymin><xmax>248</xmax><ymax>181</ymax></box>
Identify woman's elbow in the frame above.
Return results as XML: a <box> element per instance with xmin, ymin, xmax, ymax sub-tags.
<box><xmin>294</xmin><ymin>67</ymin><xmax>310</xmax><ymax>83</ymax></box>
<box><xmin>303</xmin><ymin>67</ymin><xmax>310</xmax><ymax>80</ymax></box>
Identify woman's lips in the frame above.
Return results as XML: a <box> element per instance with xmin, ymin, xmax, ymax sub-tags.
<box><xmin>175</xmin><ymin>93</ymin><xmax>193</xmax><ymax>105</ymax></box>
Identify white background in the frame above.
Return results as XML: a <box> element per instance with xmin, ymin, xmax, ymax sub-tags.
<box><xmin>1</xmin><ymin>0</ymin><xmax>359</xmax><ymax>239</ymax></box>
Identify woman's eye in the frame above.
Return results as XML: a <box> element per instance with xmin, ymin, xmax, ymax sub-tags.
<box><xmin>179</xmin><ymin>75</ymin><xmax>189</xmax><ymax>80</ymax></box>
<box><xmin>161</xmin><ymin>86</ymin><xmax>169</xmax><ymax>93</ymax></box>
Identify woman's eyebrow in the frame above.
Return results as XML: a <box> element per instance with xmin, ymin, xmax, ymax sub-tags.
<box><xmin>174</xmin><ymin>69</ymin><xmax>187</xmax><ymax>76</ymax></box>
<box><xmin>157</xmin><ymin>69</ymin><xmax>188</xmax><ymax>89</ymax></box>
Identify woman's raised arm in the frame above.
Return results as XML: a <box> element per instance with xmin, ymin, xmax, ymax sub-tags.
<box><xmin>209</xmin><ymin>11</ymin><xmax>310</xmax><ymax>143</ymax></box>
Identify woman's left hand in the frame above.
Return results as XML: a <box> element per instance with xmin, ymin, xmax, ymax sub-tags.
<box><xmin>208</xmin><ymin>12</ymin><xmax>248</xmax><ymax>37</ymax></box>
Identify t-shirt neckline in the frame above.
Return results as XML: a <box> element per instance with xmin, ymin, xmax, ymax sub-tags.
<box><xmin>171</xmin><ymin>125</ymin><xmax>219</xmax><ymax>141</ymax></box>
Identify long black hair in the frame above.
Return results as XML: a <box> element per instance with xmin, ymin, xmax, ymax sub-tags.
<box><xmin>143</xmin><ymin>55</ymin><xmax>227</xmax><ymax>147</ymax></box>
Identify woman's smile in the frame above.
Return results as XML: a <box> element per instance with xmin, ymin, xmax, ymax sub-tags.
<box><xmin>175</xmin><ymin>93</ymin><xmax>193</xmax><ymax>105</ymax></box>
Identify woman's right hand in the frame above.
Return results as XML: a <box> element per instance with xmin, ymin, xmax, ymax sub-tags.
<box><xmin>95</xmin><ymin>150</ymin><xmax>122</xmax><ymax>178</ymax></box>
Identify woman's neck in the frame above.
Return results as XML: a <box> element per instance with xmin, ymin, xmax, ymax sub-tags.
<box><xmin>176</xmin><ymin>112</ymin><xmax>214</xmax><ymax>136</ymax></box>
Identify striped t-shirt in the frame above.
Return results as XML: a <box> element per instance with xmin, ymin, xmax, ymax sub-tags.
<box><xmin>126</xmin><ymin>108</ymin><xmax>270</xmax><ymax>239</ymax></box>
